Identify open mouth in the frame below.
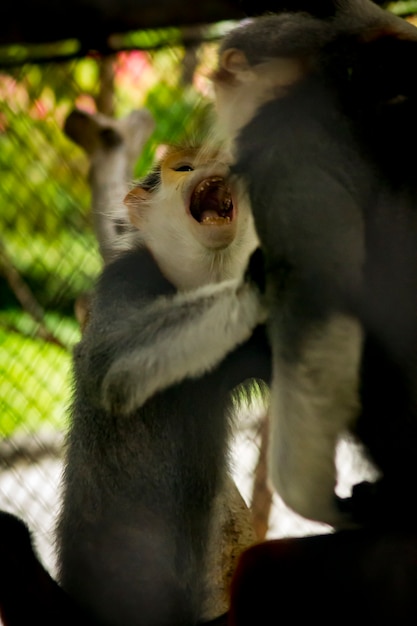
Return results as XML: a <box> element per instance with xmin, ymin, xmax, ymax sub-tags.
<box><xmin>190</xmin><ymin>176</ymin><xmax>234</xmax><ymax>225</ymax></box>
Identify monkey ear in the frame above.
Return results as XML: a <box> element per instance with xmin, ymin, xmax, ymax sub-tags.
<box><xmin>124</xmin><ymin>186</ymin><xmax>151</xmax><ymax>228</ymax></box>
<box><xmin>220</xmin><ymin>48</ymin><xmax>252</xmax><ymax>80</ymax></box>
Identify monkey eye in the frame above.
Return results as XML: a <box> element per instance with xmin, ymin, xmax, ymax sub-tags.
<box><xmin>173</xmin><ymin>164</ymin><xmax>194</xmax><ymax>172</ymax></box>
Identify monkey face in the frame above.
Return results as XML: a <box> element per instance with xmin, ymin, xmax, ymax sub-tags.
<box><xmin>124</xmin><ymin>144</ymin><xmax>258</xmax><ymax>289</ymax></box>
<box><xmin>159</xmin><ymin>146</ymin><xmax>242</xmax><ymax>250</ymax></box>
<box><xmin>125</xmin><ymin>145</ymin><xmax>251</xmax><ymax>251</ymax></box>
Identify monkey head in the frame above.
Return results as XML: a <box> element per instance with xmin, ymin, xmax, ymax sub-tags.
<box><xmin>213</xmin><ymin>46</ymin><xmax>306</xmax><ymax>153</ymax></box>
<box><xmin>212</xmin><ymin>2</ymin><xmax>417</xmax><ymax>155</ymax></box>
<box><xmin>124</xmin><ymin>145</ymin><xmax>259</xmax><ymax>290</ymax></box>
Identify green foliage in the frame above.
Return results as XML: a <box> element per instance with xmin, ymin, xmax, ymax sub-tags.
<box><xmin>4</xmin><ymin>230</ymin><xmax>101</xmax><ymax>310</ymax></box>
<box><xmin>2</xmin><ymin>309</ymin><xmax>80</xmax><ymax>348</ymax></box>
<box><xmin>387</xmin><ymin>1</ymin><xmax>417</xmax><ymax>15</ymax></box>
<box><xmin>137</xmin><ymin>85</ymin><xmax>213</xmax><ymax>177</ymax></box>
<box><xmin>0</xmin><ymin>324</ymin><xmax>75</xmax><ymax>436</ymax></box>
<box><xmin>115</xmin><ymin>26</ymin><xmax>185</xmax><ymax>50</ymax></box>
<box><xmin>0</xmin><ymin>39</ymin><xmax>80</xmax><ymax>66</ymax></box>
<box><xmin>0</xmin><ymin>33</ymin><xmax>217</xmax><ymax>436</ymax></box>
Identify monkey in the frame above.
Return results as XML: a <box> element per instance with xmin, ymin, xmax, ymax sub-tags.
<box><xmin>212</xmin><ymin>0</ymin><xmax>417</xmax><ymax>528</ymax></box>
<box><xmin>64</xmin><ymin>127</ymin><xmax>268</xmax><ymax>617</ymax></box>
<box><xmin>117</xmin><ymin>144</ymin><xmax>261</xmax><ymax>292</ymax></box>
<box><xmin>55</xmin><ymin>143</ymin><xmax>271</xmax><ymax>626</ymax></box>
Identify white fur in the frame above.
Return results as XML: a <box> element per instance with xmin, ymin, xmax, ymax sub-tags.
<box><xmin>143</xmin><ymin>182</ymin><xmax>258</xmax><ymax>290</ymax></box>
<box><xmin>213</xmin><ymin>56</ymin><xmax>306</xmax><ymax>158</ymax></box>
<box><xmin>102</xmin><ymin>278</ymin><xmax>267</xmax><ymax>414</ymax></box>
<box><xmin>117</xmin><ymin>162</ymin><xmax>259</xmax><ymax>291</ymax></box>
<box><xmin>268</xmin><ymin>313</ymin><xmax>363</xmax><ymax>528</ymax></box>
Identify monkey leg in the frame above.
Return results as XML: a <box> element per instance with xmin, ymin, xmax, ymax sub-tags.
<box><xmin>202</xmin><ymin>476</ymin><xmax>257</xmax><ymax>621</ymax></box>
<box><xmin>268</xmin><ymin>311</ymin><xmax>363</xmax><ymax>527</ymax></box>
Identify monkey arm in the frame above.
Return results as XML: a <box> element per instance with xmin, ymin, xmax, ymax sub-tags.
<box><xmin>76</xmin><ymin>247</ymin><xmax>267</xmax><ymax>416</ymax></box>
<box><xmin>101</xmin><ymin>280</ymin><xmax>266</xmax><ymax>415</ymax></box>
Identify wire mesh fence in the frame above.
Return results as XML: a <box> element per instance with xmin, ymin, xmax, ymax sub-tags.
<box><xmin>0</xmin><ymin>33</ymin><xmax>264</xmax><ymax>581</ymax></box>
<box><xmin>0</xmin><ymin>26</ymin><xmax>376</xmax><ymax>610</ymax></box>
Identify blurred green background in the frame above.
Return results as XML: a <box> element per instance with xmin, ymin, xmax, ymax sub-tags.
<box><xmin>0</xmin><ymin>26</ymin><xmax>225</xmax><ymax>438</ymax></box>
<box><xmin>0</xmin><ymin>0</ymin><xmax>415</xmax><ymax>571</ymax></box>
<box><xmin>1</xmin><ymin>0</ymin><xmax>414</xmax><ymax>443</ymax></box>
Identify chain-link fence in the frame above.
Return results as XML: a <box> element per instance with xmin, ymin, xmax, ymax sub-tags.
<box><xmin>1</xmin><ymin>24</ymin><xmax>381</xmax><ymax>611</ymax></box>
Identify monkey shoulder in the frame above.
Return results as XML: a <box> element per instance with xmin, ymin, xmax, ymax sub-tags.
<box><xmin>72</xmin><ymin>246</ymin><xmax>176</xmax><ymax>407</ymax></box>
<box><xmin>97</xmin><ymin>246</ymin><xmax>176</xmax><ymax>304</ymax></box>
<box><xmin>83</xmin><ymin>245</ymin><xmax>177</xmax><ymax>337</ymax></box>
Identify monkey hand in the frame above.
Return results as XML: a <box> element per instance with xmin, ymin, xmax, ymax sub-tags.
<box><xmin>100</xmin><ymin>369</ymin><xmax>138</xmax><ymax>416</ymax></box>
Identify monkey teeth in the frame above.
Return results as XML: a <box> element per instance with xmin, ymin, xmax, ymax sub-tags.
<box><xmin>190</xmin><ymin>176</ymin><xmax>234</xmax><ymax>224</ymax></box>
<box><xmin>201</xmin><ymin>216</ymin><xmax>232</xmax><ymax>224</ymax></box>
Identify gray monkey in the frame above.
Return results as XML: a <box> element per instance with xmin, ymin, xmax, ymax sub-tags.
<box><xmin>55</xmin><ymin>144</ymin><xmax>271</xmax><ymax>626</ymax></box>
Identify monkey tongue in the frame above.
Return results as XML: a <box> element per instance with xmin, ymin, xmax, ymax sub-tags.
<box><xmin>190</xmin><ymin>177</ymin><xmax>233</xmax><ymax>224</ymax></box>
